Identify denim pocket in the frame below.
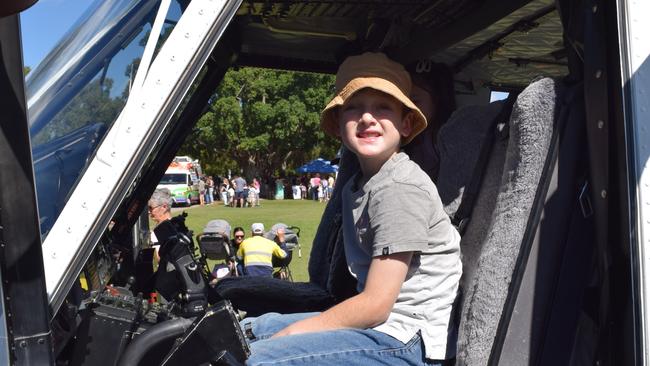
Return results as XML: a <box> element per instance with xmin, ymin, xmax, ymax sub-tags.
<box><xmin>376</xmin><ymin>332</ymin><xmax>421</xmax><ymax>357</ymax></box>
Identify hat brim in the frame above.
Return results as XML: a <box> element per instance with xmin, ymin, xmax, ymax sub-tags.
<box><xmin>321</xmin><ymin>77</ymin><xmax>427</xmax><ymax>145</ymax></box>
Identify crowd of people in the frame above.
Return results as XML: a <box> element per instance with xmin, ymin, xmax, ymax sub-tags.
<box><xmin>149</xmin><ymin>188</ymin><xmax>290</xmax><ymax>281</ymax></box>
<box><xmin>191</xmin><ymin>173</ymin><xmax>337</xmax><ymax>208</ymax></box>
<box><xmin>302</xmin><ymin>173</ymin><xmax>335</xmax><ymax>202</ymax></box>
<box><xmin>216</xmin><ymin>175</ymin><xmax>261</xmax><ymax>208</ymax></box>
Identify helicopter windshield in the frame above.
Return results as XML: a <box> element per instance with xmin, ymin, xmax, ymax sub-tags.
<box><xmin>27</xmin><ymin>0</ymin><xmax>184</xmax><ymax>236</ymax></box>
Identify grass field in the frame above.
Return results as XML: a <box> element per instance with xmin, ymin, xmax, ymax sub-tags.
<box><xmin>168</xmin><ymin>199</ymin><xmax>327</xmax><ymax>282</ymax></box>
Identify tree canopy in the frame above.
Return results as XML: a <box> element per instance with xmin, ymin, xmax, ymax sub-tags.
<box><xmin>179</xmin><ymin>67</ymin><xmax>339</xmax><ymax>179</ymax></box>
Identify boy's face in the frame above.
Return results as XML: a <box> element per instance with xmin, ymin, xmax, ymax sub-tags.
<box><xmin>337</xmin><ymin>88</ymin><xmax>413</xmax><ymax>163</ymax></box>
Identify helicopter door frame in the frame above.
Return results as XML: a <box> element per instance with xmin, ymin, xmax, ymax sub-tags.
<box><xmin>41</xmin><ymin>0</ymin><xmax>242</xmax><ymax>315</ymax></box>
<box><xmin>0</xmin><ymin>13</ymin><xmax>53</xmax><ymax>366</ymax></box>
<box><xmin>619</xmin><ymin>0</ymin><xmax>650</xmax><ymax>364</ymax></box>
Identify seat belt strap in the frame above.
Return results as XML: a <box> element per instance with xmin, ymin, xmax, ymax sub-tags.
<box><xmin>451</xmin><ymin>93</ymin><xmax>518</xmax><ymax>235</ymax></box>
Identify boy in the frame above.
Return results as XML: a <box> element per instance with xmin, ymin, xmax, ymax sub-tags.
<box><xmin>241</xmin><ymin>52</ymin><xmax>462</xmax><ymax>365</ymax></box>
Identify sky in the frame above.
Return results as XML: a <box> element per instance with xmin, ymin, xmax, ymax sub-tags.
<box><xmin>490</xmin><ymin>91</ymin><xmax>509</xmax><ymax>102</ymax></box>
<box><xmin>20</xmin><ymin>0</ymin><xmax>93</xmax><ymax>69</ymax></box>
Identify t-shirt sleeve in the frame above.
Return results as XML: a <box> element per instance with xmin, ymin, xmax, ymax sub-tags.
<box><xmin>273</xmin><ymin>244</ymin><xmax>287</xmax><ymax>259</ymax></box>
<box><xmin>368</xmin><ymin>183</ymin><xmax>432</xmax><ymax>257</ymax></box>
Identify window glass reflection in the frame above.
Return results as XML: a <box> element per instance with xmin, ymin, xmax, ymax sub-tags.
<box><xmin>28</xmin><ymin>0</ymin><xmax>184</xmax><ymax>236</ymax></box>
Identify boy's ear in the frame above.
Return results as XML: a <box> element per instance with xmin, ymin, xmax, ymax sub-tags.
<box><xmin>400</xmin><ymin>110</ymin><xmax>414</xmax><ymax>138</ymax></box>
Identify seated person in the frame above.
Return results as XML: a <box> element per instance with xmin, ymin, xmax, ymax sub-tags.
<box><xmin>236</xmin><ymin>223</ymin><xmax>287</xmax><ymax>277</ymax></box>
<box><xmin>240</xmin><ymin>52</ymin><xmax>462</xmax><ymax>365</ymax></box>
<box><xmin>148</xmin><ymin>188</ymin><xmax>201</xmax><ymax>305</ymax></box>
<box><xmin>231</xmin><ymin>226</ymin><xmax>246</xmax><ymax>276</ymax></box>
<box><xmin>148</xmin><ymin>188</ymin><xmax>173</xmax><ymax>262</ymax></box>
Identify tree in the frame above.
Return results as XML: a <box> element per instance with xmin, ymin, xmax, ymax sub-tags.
<box><xmin>179</xmin><ymin>67</ymin><xmax>339</xmax><ymax>180</ymax></box>
<box><xmin>31</xmin><ymin>78</ymin><xmax>125</xmax><ymax>146</ymax></box>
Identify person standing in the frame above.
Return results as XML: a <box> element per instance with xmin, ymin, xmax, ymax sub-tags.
<box><xmin>253</xmin><ymin>177</ymin><xmax>261</xmax><ymax>194</ymax></box>
<box><xmin>198</xmin><ymin>177</ymin><xmax>206</xmax><ymax>206</ymax></box>
<box><xmin>233</xmin><ymin>174</ymin><xmax>247</xmax><ymax>208</ymax></box>
<box><xmin>252</xmin><ymin>180</ymin><xmax>261</xmax><ymax>206</ymax></box>
<box><xmin>227</xmin><ymin>184</ymin><xmax>235</xmax><ymax>207</ymax></box>
<box><xmin>220</xmin><ymin>178</ymin><xmax>230</xmax><ymax>206</ymax></box>
<box><xmin>309</xmin><ymin>173</ymin><xmax>321</xmax><ymax>201</ymax></box>
<box><xmin>205</xmin><ymin>176</ymin><xmax>214</xmax><ymax>204</ymax></box>
<box><xmin>247</xmin><ymin>182</ymin><xmax>260</xmax><ymax>207</ymax></box>
<box><xmin>321</xmin><ymin>176</ymin><xmax>330</xmax><ymax>201</ymax></box>
<box><xmin>300</xmin><ymin>176</ymin><xmax>308</xmax><ymax>199</ymax></box>
<box><xmin>317</xmin><ymin>183</ymin><xmax>324</xmax><ymax>202</ymax></box>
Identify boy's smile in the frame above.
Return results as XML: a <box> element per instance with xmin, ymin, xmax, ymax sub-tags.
<box><xmin>338</xmin><ymin>88</ymin><xmax>413</xmax><ymax>175</ymax></box>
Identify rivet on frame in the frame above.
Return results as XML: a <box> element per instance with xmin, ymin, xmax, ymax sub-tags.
<box><xmin>600</xmin><ymin>189</ymin><xmax>607</xmax><ymax>199</ymax></box>
<box><xmin>595</xmin><ymin>70</ymin><xmax>602</xmax><ymax>79</ymax></box>
<box><xmin>597</xmin><ymin>120</ymin><xmax>604</xmax><ymax>129</ymax></box>
<box><xmin>97</xmin><ymin>176</ymin><xmax>103</xmax><ymax>183</ymax></box>
<box><xmin>66</xmin><ymin>227</ymin><xmax>72</xmax><ymax>233</ymax></box>
<box><xmin>592</xmin><ymin>4</ymin><xmax>597</xmax><ymax>13</ymax></box>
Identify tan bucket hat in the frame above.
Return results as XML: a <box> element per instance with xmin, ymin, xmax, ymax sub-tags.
<box><xmin>320</xmin><ymin>52</ymin><xmax>427</xmax><ymax>145</ymax></box>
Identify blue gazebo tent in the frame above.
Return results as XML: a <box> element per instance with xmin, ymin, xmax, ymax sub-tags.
<box><xmin>296</xmin><ymin>158</ymin><xmax>338</xmax><ymax>174</ymax></box>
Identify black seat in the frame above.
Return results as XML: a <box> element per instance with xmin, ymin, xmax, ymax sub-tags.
<box><xmin>437</xmin><ymin>77</ymin><xmax>594</xmax><ymax>364</ymax></box>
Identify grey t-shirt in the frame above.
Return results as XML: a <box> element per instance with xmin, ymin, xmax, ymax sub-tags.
<box><xmin>342</xmin><ymin>152</ymin><xmax>462</xmax><ymax>360</ymax></box>
<box><xmin>233</xmin><ymin>177</ymin><xmax>247</xmax><ymax>193</ymax></box>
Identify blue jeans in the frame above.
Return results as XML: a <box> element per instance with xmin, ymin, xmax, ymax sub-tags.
<box><xmin>240</xmin><ymin>312</ymin><xmax>444</xmax><ymax>366</ymax></box>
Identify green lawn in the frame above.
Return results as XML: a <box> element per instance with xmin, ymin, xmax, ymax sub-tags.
<box><xmin>170</xmin><ymin>199</ymin><xmax>327</xmax><ymax>282</ymax></box>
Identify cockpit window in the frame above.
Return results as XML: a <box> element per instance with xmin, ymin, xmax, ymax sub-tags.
<box><xmin>27</xmin><ymin>0</ymin><xmax>184</xmax><ymax>236</ymax></box>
